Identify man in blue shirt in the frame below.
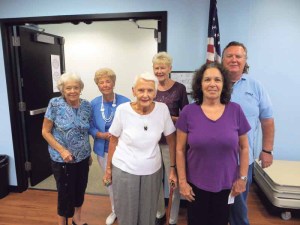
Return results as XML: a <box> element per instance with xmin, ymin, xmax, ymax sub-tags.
<box><xmin>222</xmin><ymin>41</ymin><xmax>275</xmax><ymax>225</ymax></box>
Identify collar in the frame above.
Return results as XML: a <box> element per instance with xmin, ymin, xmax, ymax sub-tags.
<box><xmin>232</xmin><ymin>74</ymin><xmax>247</xmax><ymax>86</ymax></box>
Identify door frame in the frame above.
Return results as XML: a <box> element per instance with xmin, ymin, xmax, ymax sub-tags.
<box><xmin>0</xmin><ymin>11</ymin><xmax>167</xmax><ymax>192</ymax></box>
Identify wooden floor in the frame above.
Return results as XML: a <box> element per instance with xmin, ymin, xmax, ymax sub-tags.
<box><xmin>0</xmin><ymin>183</ymin><xmax>299</xmax><ymax>225</ymax></box>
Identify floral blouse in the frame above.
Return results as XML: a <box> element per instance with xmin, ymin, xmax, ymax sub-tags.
<box><xmin>44</xmin><ymin>96</ymin><xmax>92</xmax><ymax>163</ymax></box>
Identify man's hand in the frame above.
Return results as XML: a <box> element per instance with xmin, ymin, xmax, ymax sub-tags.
<box><xmin>259</xmin><ymin>151</ymin><xmax>273</xmax><ymax>168</ymax></box>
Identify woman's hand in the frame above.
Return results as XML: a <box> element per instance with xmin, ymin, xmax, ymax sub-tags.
<box><xmin>97</xmin><ymin>132</ymin><xmax>112</xmax><ymax>140</ymax></box>
<box><xmin>42</xmin><ymin>118</ymin><xmax>75</xmax><ymax>163</ymax></box>
<box><xmin>61</xmin><ymin>149</ymin><xmax>73</xmax><ymax>163</ymax></box>
<box><xmin>231</xmin><ymin>179</ymin><xmax>247</xmax><ymax>197</ymax></box>
<box><xmin>179</xmin><ymin>181</ymin><xmax>195</xmax><ymax>202</ymax></box>
<box><xmin>171</xmin><ymin>116</ymin><xmax>178</xmax><ymax>123</ymax></box>
<box><xmin>103</xmin><ymin>135</ymin><xmax>118</xmax><ymax>187</ymax></box>
<box><xmin>103</xmin><ymin>167</ymin><xmax>112</xmax><ymax>187</ymax></box>
<box><xmin>169</xmin><ymin>167</ymin><xmax>178</xmax><ymax>189</ymax></box>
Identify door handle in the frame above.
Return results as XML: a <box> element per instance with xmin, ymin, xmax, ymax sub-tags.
<box><xmin>29</xmin><ymin>107</ymin><xmax>47</xmax><ymax>116</ymax></box>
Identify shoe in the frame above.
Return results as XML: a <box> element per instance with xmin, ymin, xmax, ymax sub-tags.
<box><xmin>106</xmin><ymin>212</ymin><xmax>117</xmax><ymax>225</ymax></box>
<box><xmin>155</xmin><ymin>214</ymin><xmax>166</xmax><ymax>225</ymax></box>
<box><xmin>71</xmin><ymin>220</ymin><xmax>88</xmax><ymax>225</ymax></box>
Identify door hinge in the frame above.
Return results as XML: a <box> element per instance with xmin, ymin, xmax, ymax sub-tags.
<box><xmin>157</xmin><ymin>31</ymin><xmax>161</xmax><ymax>43</ymax></box>
<box><xmin>18</xmin><ymin>102</ymin><xmax>26</xmax><ymax>112</ymax></box>
<box><xmin>12</xmin><ymin>36</ymin><xmax>20</xmax><ymax>47</ymax></box>
<box><xmin>25</xmin><ymin>161</ymin><xmax>31</xmax><ymax>171</ymax></box>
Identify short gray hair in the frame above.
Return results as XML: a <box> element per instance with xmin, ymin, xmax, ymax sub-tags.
<box><xmin>57</xmin><ymin>72</ymin><xmax>84</xmax><ymax>94</ymax></box>
<box><xmin>133</xmin><ymin>72</ymin><xmax>158</xmax><ymax>91</ymax></box>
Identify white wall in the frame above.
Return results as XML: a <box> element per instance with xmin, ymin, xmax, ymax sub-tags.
<box><xmin>43</xmin><ymin>20</ymin><xmax>157</xmax><ymax>101</ymax></box>
<box><xmin>1</xmin><ymin>0</ymin><xmax>300</xmax><ymax>186</ymax></box>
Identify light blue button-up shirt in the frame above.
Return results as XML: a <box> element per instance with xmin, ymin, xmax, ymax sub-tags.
<box><xmin>231</xmin><ymin>74</ymin><xmax>274</xmax><ymax>164</ymax></box>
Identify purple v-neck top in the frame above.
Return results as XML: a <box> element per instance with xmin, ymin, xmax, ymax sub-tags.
<box><xmin>176</xmin><ymin>102</ymin><xmax>250</xmax><ymax>192</ymax></box>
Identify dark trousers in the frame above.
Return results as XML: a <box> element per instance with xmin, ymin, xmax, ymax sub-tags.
<box><xmin>51</xmin><ymin>157</ymin><xmax>89</xmax><ymax>217</ymax></box>
<box><xmin>187</xmin><ymin>183</ymin><xmax>231</xmax><ymax>225</ymax></box>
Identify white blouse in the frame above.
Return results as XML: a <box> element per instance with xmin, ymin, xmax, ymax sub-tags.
<box><xmin>109</xmin><ymin>102</ymin><xmax>175</xmax><ymax>175</ymax></box>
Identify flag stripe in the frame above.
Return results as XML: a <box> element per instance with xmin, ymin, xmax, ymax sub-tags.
<box><xmin>206</xmin><ymin>0</ymin><xmax>221</xmax><ymax>63</ymax></box>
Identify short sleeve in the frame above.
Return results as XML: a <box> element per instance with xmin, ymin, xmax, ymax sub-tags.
<box><xmin>238</xmin><ymin>104</ymin><xmax>251</xmax><ymax>136</ymax></box>
<box><xmin>162</xmin><ymin>104</ymin><xmax>176</xmax><ymax>136</ymax></box>
<box><xmin>178</xmin><ymin>82</ymin><xmax>189</xmax><ymax>110</ymax></box>
<box><xmin>258</xmin><ymin>83</ymin><xmax>274</xmax><ymax>119</ymax></box>
<box><xmin>44</xmin><ymin>98</ymin><xmax>56</xmax><ymax>121</ymax></box>
<box><xmin>176</xmin><ymin>105</ymin><xmax>189</xmax><ymax>133</ymax></box>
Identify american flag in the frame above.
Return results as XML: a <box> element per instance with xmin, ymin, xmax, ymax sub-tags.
<box><xmin>206</xmin><ymin>0</ymin><xmax>221</xmax><ymax>63</ymax></box>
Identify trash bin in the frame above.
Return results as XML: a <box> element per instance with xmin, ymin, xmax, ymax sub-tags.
<box><xmin>0</xmin><ymin>155</ymin><xmax>9</xmax><ymax>199</ymax></box>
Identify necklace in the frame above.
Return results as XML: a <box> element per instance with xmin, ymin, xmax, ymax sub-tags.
<box><xmin>101</xmin><ymin>93</ymin><xmax>116</xmax><ymax>123</ymax></box>
<box><xmin>131</xmin><ymin>102</ymin><xmax>153</xmax><ymax>131</ymax></box>
<box><xmin>142</xmin><ymin>116</ymin><xmax>148</xmax><ymax>131</ymax></box>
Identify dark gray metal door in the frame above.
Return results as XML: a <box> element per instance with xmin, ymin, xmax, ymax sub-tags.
<box><xmin>14</xmin><ymin>26</ymin><xmax>65</xmax><ymax>186</ymax></box>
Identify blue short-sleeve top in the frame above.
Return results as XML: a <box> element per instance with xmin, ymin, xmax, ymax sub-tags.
<box><xmin>44</xmin><ymin>96</ymin><xmax>92</xmax><ymax>163</ymax></box>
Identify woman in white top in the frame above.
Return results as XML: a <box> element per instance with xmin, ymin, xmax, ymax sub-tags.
<box><xmin>103</xmin><ymin>72</ymin><xmax>177</xmax><ymax>225</ymax></box>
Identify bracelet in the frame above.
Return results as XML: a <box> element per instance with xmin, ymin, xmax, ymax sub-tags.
<box><xmin>262</xmin><ymin>149</ymin><xmax>273</xmax><ymax>155</ymax></box>
<box><xmin>170</xmin><ymin>165</ymin><xmax>176</xmax><ymax>168</ymax></box>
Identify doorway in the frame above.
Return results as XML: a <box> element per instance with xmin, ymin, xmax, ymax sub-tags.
<box><xmin>0</xmin><ymin>11</ymin><xmax>167</xmax><ymax>192</ymax></box>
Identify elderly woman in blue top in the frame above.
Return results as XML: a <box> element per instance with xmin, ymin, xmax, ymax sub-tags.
<box><xmin>42</xmin><ymin>72</ymin><xmax>91</xmax><ymax>225</ymax></box>
<box><xmin>89</xmin><ymin>68</ymin><xmax>130</xmax><ymax>225</ymax></box>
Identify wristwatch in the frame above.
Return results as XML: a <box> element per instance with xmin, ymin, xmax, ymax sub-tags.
<box><xmin>240</xmin><ymin>176</ymin><xmax>248</xmax><ymax>182</ymax></box>
<box><xmin>262</xmin><ymin>149</ymin><xmax>273</xmax><ymax>155</ymax></box>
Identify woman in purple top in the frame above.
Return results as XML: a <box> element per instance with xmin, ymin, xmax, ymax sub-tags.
<box><xmin>176</xmin><ymin>63</ymin><xmax>250</xmax><ymax>225</ymax></box>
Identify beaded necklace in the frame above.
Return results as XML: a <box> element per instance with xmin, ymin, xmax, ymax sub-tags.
<box><xmin>101</xmin><ymin>93</ymin><xmax>116</xmax><ymax>123</ymax></box>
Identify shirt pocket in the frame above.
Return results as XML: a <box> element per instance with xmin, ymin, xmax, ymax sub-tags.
<box><xmin>240</xmin><ymin>91</ymin><xmax>259</xmax><ymax>118</ymax></box>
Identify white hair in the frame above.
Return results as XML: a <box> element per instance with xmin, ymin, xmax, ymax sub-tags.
<box><xmin>57</xmin><ymin>72</ymin><xmax>84</xmax><ymax>93</ymax></box>
<box><xmin>133</xmin><ymin>72</ymin><xmax>158</xmax><ymax>91</ymax></box>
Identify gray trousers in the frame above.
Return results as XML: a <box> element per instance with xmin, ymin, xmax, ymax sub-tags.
<box><xmin>112</xmin><ymin>166</ymin><xmax>162</xmax><ymax>225</ymax></box>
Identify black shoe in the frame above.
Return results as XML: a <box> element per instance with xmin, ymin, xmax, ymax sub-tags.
<box><xmin>72</xmin><ymin>221</ymin><xmax>88</xmax><ymax>225</ymax></box>
<box><xmin>155</xmin><ymin>214</ymin><xmax>166</xmax><ymax>225</ymax></box>
<box><xmin>169</xmin><ymin>224</ymin><xmax>176</xmax><ymax>225</ymax></box>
